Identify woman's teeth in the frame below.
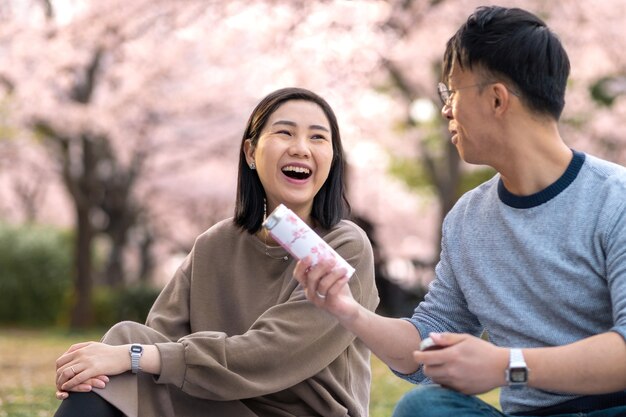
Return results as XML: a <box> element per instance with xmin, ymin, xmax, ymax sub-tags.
<box><xmin>282</xmin><ymin>166</ymin><xmax>311</xmax><ymax>179</ymax></box>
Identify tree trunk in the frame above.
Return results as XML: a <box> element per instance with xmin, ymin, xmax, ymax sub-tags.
<box><xmin>137</xmin><ymin>226</ymin><xmax>155</xmax><ymax>283</ymax></box>
<box><xmin>70</xmin><ymin>204</ymin><xmax>94</xmax><ymax>328</ymax></box>
<box><xmin>104</xmin><ymin>233</ymin><xmax>125</xmax><ymax>287</ymax></box>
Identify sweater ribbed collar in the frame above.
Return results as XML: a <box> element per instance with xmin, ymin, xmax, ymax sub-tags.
<box><xmin>498</xmin><ymin>149</ymin><xmax>585</xmax><ymax>209</ymax></box>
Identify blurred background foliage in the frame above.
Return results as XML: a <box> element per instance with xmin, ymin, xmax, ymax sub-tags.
<box><xmin>0</xmin><ymin>223</ymin><xmax>157</xmax><ymax>327</ymax></box>
<box><xmin>0</xmin><ymin>0</ymin><xmax>623</xmax><ymax>415</ymax></box>
<box><xmin>0</xmin><ymin>0</ymin><xmax>625</xmax><ymax>327</ymax></box>
<box><xmin>0</xmin><ymin>223</ymin><xmax>71</xmax><ymax>325</ymax></box>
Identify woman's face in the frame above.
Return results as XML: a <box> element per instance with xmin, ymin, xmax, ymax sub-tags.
<box><xmin>244</xmin><ymin>100</ymin><xmax>334</xmax><ymax>223</ymax></box>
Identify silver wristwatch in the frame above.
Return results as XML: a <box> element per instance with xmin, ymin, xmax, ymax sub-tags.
<box><xmin>129</xmin><ymin>344</ymin><xmax>143</xmax><ymax>374</ymax></box>
<box><xmin>506</xmin><ymin>348</ymin><xmax>529</xmax><ymax>389</ymax></box>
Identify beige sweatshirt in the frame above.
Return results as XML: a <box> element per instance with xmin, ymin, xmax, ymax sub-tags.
<box><xmin>97</xmin><ymin>218</ymin><xmax>378</xmax><ymax>417</ymax></box>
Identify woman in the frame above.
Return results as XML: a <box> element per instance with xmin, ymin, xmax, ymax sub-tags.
<box><xmin>54</xmin><ymin>87</ymin><xmax>379</xmax><ymax>417</ymax></box>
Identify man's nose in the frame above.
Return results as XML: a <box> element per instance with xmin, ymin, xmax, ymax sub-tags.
<box><xmin>441</xmin><ymin>103</ymin><xmax>453</xmax><ymax>120</ymax></box>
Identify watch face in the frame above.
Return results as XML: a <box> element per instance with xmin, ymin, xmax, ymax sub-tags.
<box><xmin>131</xmin><ymin>345</ymin><xmax>143</xmax><ymax>354</ymax></box>
<box><xmin>509</xmin><ymin>367</ymin><xmax>528</xmax><ymax>383</ymax></box>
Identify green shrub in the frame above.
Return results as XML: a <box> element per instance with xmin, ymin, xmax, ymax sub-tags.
<box><xmin>92</xmin><ymin>284</ymin><xmax>160</xmax><ymax>327</ymax></box>
<box><xmin>0</xmin><ymin>223</ymin><xmax>72</xmax><ymax>325</ymax></box>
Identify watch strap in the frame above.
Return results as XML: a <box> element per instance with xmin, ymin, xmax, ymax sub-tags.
<box><xmin>130</xmin><ymin>344</ymin><xmax>143</xmax><ymax>374</ymax></box>
<box><xmin>506</xmin><ymin>348</ymin><xmax>529</xmax><ymax>389</ymax></box>
<box><xmin>510</xmin><ymin>348</ymin><xmax>525</xmax><ymax>367</ymax></box>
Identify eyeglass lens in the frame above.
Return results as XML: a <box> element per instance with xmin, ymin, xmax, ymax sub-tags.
<box><xmin>437</xmin><ymin>82</ymin><xmax>450</xmax><ymax>105</ymax></box>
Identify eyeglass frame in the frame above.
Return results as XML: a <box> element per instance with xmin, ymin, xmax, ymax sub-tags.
<box><xmin>437</xmin><ymin>81</ymin><xmax>519</xmax><ymax>106</ymax></box>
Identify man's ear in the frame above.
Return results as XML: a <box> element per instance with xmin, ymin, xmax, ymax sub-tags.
<box><xmin>492</xmin><ymin>83</ymin><xmax>511</xmax><ymax>115</ymax></box>
<box><xmin>243</xmin><ymin>139</ymin><xmax>255</xmax><ymax>165</ymax></box>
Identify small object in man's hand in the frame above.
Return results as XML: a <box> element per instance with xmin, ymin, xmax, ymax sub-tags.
<box><xmin>419</xmin><ymin>337</ymin><xmax>444</xmax><ymax>351</ymax></box>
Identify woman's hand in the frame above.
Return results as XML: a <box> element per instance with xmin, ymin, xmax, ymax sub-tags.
<box><xmin>293</xmin><ymin>257</ymin><xmax>360</xmax><ymax>324</ymax></box>
<box><xmin>55</xmin><ymin>374</ymin><xmax>110</xmax><ymax>400</ymax></box>
<box><xmin>55</xmin><ymin>342</ymin><xmax>130</xmax><ymax>394</ymax></box>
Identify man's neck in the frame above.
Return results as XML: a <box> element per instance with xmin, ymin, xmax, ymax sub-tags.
<box><xmin>496</xmin><ymin>122</ymin><xmax>572</xmax><ymax>197</ymax></box>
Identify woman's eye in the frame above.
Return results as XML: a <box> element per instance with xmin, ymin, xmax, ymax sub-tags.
<box><xmin>311</xmin><ymin>134</ymin><xmax>328</xmax><ymax>141</ymax></box>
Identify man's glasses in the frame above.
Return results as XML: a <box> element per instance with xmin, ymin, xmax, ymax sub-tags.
<box><xmin>437</xmin><ymin>82</ymin><xmax>519</xmax><ymax>106</ymax></box>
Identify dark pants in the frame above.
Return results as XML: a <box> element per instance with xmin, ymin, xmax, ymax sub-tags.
<box><xmin>54</xmin><ymin>391</ymin><xmax>124</xmax><ymax>417</ymax></box>
<box><xmin>391</xmin><ymin>386</ymin><xmax>626</xmax><ymax>417</ymax></box>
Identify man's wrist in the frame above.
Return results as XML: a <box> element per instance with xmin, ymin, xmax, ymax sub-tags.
<box><xmin>506</xmin><ymin>348</ymin><xmax>529</xmax><ymax>389</ymax></box>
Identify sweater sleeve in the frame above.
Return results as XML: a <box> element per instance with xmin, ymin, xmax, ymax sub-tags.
<box><xmin>153</xmin><ymin>223</ymin><xmax>378</xmax><ymax>401</ymax></box>
<box><xmin>394</xmin><ymin>213</ymin><xmax>483</xmax><ymax>383</ymax></box>
<box><xmin>606</xmin><ymin>195</ymin><xmax>626</xmax><ymax>342</ymax></box>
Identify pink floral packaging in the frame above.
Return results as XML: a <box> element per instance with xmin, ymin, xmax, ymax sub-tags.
<box><xmin>263</xmin><ymin>204</ymin><xmax>355</xmax><ymax>279</ymax></box>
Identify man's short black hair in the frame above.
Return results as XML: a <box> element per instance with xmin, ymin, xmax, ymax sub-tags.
<box><xmin>443</xmin><ymin>6</ymin><xmax>570</xmax><ymax>120</ymax></box>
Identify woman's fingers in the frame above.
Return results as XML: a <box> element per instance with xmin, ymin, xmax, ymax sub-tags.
<box><xmin>56</xmin><ymin>364</ymin><xmax>78</xmax><ymax>390</ymax></box>
<box><xmin>56</xmin><ymin>341</ymin><xmax>94</xmax><ymax>370</ymax></box>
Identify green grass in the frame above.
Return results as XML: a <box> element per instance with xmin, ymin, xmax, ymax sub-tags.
<box><xmin>0</xmin><ymin>328</ymin><xmax>499</xmax><ymax>416</ymax></box>
<box><xmin>369</xmin><ymin>355</ymin><xmax>500</xmax><ymax>416</ymax></box>
<box><xmin>0</xmin><ymin>328</ymin><xmax>103</xmax><ymax>417</ymax></box>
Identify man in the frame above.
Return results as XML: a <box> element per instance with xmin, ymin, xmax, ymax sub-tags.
<box><xmin>293</xmin><ymin>6</ymin><xmax>626</xmax><ymax>416</ymax></box>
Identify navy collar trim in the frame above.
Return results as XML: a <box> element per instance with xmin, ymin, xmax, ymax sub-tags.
<box><xmin>498</xmin><ymin>150</ymin><xmax>585</xmax><ymax>209</ymax></box>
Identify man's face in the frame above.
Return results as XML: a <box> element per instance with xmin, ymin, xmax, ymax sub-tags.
<box><xmin>441</xmin><ymin>65</ymin><xmax>497</xmax><ymax>165</ymax></box>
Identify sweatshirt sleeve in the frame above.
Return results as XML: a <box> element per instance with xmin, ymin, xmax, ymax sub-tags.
<box><xmin>152</xmin><ymin>222</ymin><xmax>378</xmax><ymax>401</ymax></box>
<box><xmin>145</xmin><ymin>254</ymin><xmax>193</xmax><ymax>342</ymax></box>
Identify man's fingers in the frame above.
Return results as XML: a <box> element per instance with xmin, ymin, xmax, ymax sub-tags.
<box><xmin>429</xmin><ymin>332</ymin><xmax>466</xmax><ymax>347</ymax></box>
<box><xmin>293</xmin><ymin>258</ymin><xmax>312</xmax><ymax>285</ymax></box>
<box><xmin>325</xmin><ymin>274</ymin><xmax>350</xmax><ymax>297</ymax></box>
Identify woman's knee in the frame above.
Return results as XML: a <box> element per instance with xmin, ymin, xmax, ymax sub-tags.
<box><xmin>101</xmin><ymin>321</ymin><xmax>150</xmax><ymax>345</ymax></box>
<box><xmin>54</xmin><ymin>392</ymin><xmax>124</xmax><ymax>417</ymax></box>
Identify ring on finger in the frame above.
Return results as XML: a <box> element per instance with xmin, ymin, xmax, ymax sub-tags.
<box><xmin>315</xmin><ymin>290</ymin><xmax>326</xmax><ymax>299</ymax></box>
<box><xmin>70</xmin><ymin>366</ymin><xmax>77</xmax><ymax>375</ymax></box>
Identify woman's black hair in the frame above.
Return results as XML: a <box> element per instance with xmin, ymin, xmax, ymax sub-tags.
<box><xmin>233</xmin><ymin>87</ymin><xmax>350</xmax><ymax>233</ymax></box>
<box><xmin>443</xmin><ymin>6</ymin><xmax>570</xmax><ymax>120</ymax></box>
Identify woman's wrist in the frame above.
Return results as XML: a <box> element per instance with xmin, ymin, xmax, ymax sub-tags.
<box><xmin>137</xmin><ymin>344</ymin><xmax>162</xmax><ymax>375</ymax></box>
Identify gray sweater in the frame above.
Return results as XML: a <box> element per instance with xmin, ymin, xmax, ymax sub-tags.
<box><xmin>399</xmin><ymin>151</ymin><xmax>626</xmax><ymax>414</ymax></box>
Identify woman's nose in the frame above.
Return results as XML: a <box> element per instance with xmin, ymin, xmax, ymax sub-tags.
<box><xmin>289</xmin><ymin>136</ymin><xmax>311</xmax><ymax>157</ymax></box>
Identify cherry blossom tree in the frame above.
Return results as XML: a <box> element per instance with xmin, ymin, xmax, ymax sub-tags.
<box><xmin>371</xmin><ymin>0</ymin><xmax>626</xmax><ymax>275</ymax></box>
<box><xmin>0</xmin><ymin>0</ymin><xmax>393</xmax><ymax>326</ymax></box>
<box><xmin>1</xmin><ymin>0</ymin><xmax>624</xmax><ymax>325</ymax></box>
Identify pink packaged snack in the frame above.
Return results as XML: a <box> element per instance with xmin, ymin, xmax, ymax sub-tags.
<box><xmin>262</xmin><ymin>204</ymin><xmax>355</xmax><ymax>279</ymax></box>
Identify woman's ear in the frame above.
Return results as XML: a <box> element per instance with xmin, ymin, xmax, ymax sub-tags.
<box><xmin>243</xmin><ymin>139</ymin><xmax>255</xmax><ymax>166</ymax></box>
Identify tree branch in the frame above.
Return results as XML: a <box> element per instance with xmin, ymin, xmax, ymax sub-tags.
<box><xmin>70</xmin><ymin>47</ymin><xmax>104</xmax><ymax>104</ymax></box>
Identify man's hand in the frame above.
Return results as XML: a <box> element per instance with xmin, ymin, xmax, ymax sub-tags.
<box><xmin>413</xmin><ymin>332</ymin><xmax>508</xmax><ymax>395</ymax></box>
<box><xmin>293</xmin><ymin>257</ymin><xmax>359</xmax><ymax>323</ymax></box>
